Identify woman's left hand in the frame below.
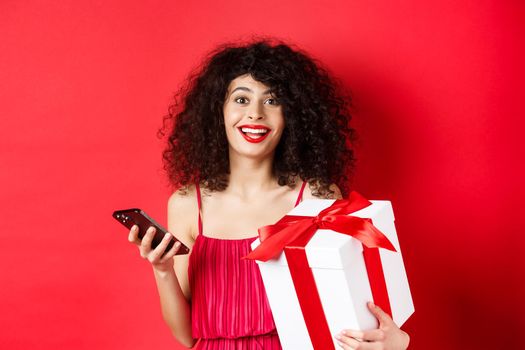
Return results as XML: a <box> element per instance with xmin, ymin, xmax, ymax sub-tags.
<box><xmin>335</xmin><ymin>302</ymin><xmax>410</xmax><ymax>350</ymax></box>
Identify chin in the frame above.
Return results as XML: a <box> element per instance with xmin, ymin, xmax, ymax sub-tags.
<box><xmin>230</xmin><ymin>146</ymin><xmax>275</xmax><ymax>160</ymax></box>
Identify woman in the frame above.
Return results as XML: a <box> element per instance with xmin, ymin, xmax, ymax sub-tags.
<box><xmin>128</xmin><ymin>39</ymin><xmax>410</xmax><ymax>349</ymax></box>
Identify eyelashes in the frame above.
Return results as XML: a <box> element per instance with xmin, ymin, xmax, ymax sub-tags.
<box><xmin>265</xmin><ymin>98</ymin><xmax>280</xmax><ymax>105</ymax></box>
<box><xmin>234</xmin><ymin>97</ymin><xmax>248</xmax><ymax>104</ymax></box>
<box><xmin>234</xmin><ymin>96</ymin><xmax>280</xmax><ymax>105</ymax></box>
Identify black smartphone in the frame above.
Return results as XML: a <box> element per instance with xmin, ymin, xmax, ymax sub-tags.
<box><xmin>112</xmin><ymin>208</ymin><xmax>190</xmax><ymax>255</ymax></box>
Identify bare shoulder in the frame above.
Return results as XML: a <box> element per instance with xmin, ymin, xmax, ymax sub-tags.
<box><xmin>301</xmin><ymin>180</ymin><xmax>343</xmax><ymax>200</ymax></box>
<box><xmin>167</xmin><ymin>184</ymin><xmax>199</xmax><ymax>245</ymax></box>
<box><xmin>167</xmin><ymin>184</ymin><xmax>198</xmax><ymax>210</ymax></box>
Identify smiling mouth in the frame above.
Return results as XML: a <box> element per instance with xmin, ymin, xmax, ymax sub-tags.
<box><xmin>237</xmin><ymin>126</ymin><xmax>271</xmax><ymax>143</ymax></box>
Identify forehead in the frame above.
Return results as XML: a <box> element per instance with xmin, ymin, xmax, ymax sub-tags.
<box><xmin>227</xmin><ymin>74</ymin><xmax>272</xmax><ymax>93</ymax></box>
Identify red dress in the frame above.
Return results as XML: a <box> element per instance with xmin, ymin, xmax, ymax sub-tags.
<box><xmin>188</xmin><ymin>182</ymin><xmax>306</xmax><ymax>349</ymax></box>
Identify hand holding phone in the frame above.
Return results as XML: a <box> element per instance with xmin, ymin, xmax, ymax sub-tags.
<box><xmin>113</xmin><ymin>208</ymin><xmax>190</xmax><ymax>257</ymax></box>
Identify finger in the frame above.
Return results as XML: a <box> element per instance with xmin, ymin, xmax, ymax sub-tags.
<box><xmin>352</xmin><ymin>342</ymin><xmax>380</xmax><ymax>350</ymax></box>
<box><xmin>338</xmin><ymin>338</ymin><xmax>380</xmax><ymax>350</ymax></box>
<box><xmin>140</xmin><ymin>226</ymin><xmax>156</xmax><ymax>253</ymax></box>
<box><xmin>342</xmin><ymin>329</ymin><xmax>365</xmax><ymax>341</ymax></box>
<box><xmin>335</xmin><ymin>333</ymin><xmax>360</xmax><ymax>349</ymax></box>
<box><xmin>139</xmin><ymin>226</ymin><xmax>155</xmax><ymax>258</ymax></box>
<box><xmin>368</xmin><ymin>301</ymin><xmax>392</xmax><ymax>326</ymax></box>
<box><xmin>128</xmin><ymin>225</ymin><xmax>140</xmax><ymax>244</ymax></box>
<box><xmin>148</xmin><ymin>233</ymin><xmax>173</xmax><ymax>262</ymax></box>
<box><xmin>336</xmin><ymin>341</ymin><xmax>354</xmax><ymax>350</ymax></box>
<box><xmin>159</xmin><ymin>241</ymin><xmax>182</xmax><ymax>263</ymax></box>
<box><xmin>345</xmin><ymin>329</ymin><xmax>386</xmax><ymax>342</ymax></box>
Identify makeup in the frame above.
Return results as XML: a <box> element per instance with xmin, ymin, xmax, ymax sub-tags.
<box><xmin>237</xmin><ymin>125</ymin><xmax>271</xmax><ymax>143</ymax></box>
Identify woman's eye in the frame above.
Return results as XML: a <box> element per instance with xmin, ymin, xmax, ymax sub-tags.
<box><xmin>265</xmin><ymin>98</ymin><xmax>280</xmax><ymax>105</ymax></box>
<box><xmin>234</xmin><ymin>97</ymin><xmax>248</xmax><ymax>104</ymax></box>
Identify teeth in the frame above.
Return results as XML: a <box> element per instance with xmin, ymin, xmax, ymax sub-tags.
<box><xmin>241</xmin><ymin>127</ymin><xmax>268</xmax><ymax>134</ymax></box>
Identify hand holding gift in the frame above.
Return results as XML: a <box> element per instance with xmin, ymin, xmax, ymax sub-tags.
<box><xmin>335</xmin><ymin>302</ymin><xmax>410</xmax><ymax>350</ymax></box>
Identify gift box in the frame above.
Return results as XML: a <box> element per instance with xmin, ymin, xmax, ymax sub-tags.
<box><xmin>246</xmin><ymin>192</ymin><xmax>414</xmax><ymax>350</ymax></box>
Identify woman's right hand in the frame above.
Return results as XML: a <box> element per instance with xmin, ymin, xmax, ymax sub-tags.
<box><xmin>128</xmin><ymin>225</ymin><xmax>182</xmax><ymax>272</ymax></box>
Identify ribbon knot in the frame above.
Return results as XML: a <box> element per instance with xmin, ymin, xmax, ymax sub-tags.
<box><xmin>244</xmin><ymin>192</ymin><xmax>396</xmax><ymax>262</ymax></box>
<box><xmin>321</xmin><ymin>214</ymin><xmax>337</xmax><ymax>225</ymax></box>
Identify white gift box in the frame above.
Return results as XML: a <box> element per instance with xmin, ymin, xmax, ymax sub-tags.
<box><xmin>251</xmin><ymin>199</ymin><xmax>414</xmax><ymax>350</ymax></box>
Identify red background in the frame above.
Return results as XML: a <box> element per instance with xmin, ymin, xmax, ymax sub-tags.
<box><xmin>1</xmin><ymin>1</ymin><xmax>523</xmax><ymax>349</ymax></box>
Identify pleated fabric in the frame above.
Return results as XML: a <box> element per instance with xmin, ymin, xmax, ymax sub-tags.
<box><xmin>189</xmin><ymin>235</ymin><xmax>281</xmax><ymax>349</ymax></box>
<box><xmin>194</xmin><ymin>333</ymin><xmax>281</xmax><ymax>349</ymax></box>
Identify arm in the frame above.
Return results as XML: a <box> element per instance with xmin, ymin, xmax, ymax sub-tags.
<box><xmin>128</xmin><ymin>189</ymin><xmax>197</xmax><ymax>348</ymax></box>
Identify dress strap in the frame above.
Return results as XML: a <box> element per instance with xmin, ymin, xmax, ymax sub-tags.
<box><xmin>195</xmin><ymin>182</ymin><xmax>202</xmax><ymax>236</ymax></box>
<box><xmin>294</xmin><ymin>180</ymin><xmax>307</xmax><ymax>207</ymax></box>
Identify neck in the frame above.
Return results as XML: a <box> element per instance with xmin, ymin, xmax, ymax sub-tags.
<box><xmin>227</xmin><ymin>151</ymin><xmax>278</xmax><ymax>197</ymax></box>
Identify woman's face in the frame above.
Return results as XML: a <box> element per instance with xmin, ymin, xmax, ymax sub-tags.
<box><xmin>222</xmin><ymin>74</ymin><xmax>285</xmax><ymax>160</ymax></box>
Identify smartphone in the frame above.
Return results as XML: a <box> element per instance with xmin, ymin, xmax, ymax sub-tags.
<box><xmin>112</xmin><ymin>208</ymin><xmax>189</xmax><ymax>255</ymax></box>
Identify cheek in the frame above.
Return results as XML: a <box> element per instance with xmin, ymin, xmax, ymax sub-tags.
<box><xmin>223</xmin><ymin>105</ymin><xmax>240</xmax><ymax>126</ymax></box>
<box><xmin>275</xmin><ymin>114</ymin><xmax>285</xmax><ymax>133</ymax></box>
<box><xmin>223</xmin><ymin>114</ymin><xmax>239</xmax><ymax>141</ymax></box>
<box><xmin>223</xmin><ymin>121</ymin><xmax>236</xmax><ymax>140</ymax></box>
<box><xmin>272</xmin><ymin>121</ymin><xmax>286</xmax><ymax>144</ymax></box>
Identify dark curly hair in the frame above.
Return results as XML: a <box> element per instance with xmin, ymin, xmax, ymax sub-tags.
<box><xmin>158</xmin><ymin>37</ymin><xmax>356</xmax><ymax>198</ymax></box>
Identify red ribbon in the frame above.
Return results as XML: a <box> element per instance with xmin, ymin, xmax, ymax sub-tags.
<box><xmin>244</xmin><ymin>191</ymin><xmax>396</xmax><ymax>349</ymax></box>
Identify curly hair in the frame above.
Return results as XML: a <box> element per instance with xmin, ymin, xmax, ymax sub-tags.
<box><xmin>158</xmin><ymin>37</ymin><xmax>356</xmax><ymax>198</ymax></box>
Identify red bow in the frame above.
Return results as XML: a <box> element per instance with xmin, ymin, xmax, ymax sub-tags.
<box><xmin>245</xmin><ymin>191</ymin><xmax>396</xmax><ymax>261</ymax></box>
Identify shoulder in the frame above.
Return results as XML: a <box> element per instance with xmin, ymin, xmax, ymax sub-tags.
<box><xmin>301</xmin><ymin>180</ymin><xmax>343</xmax><ymax>200</ymax></box>
<box><xmin>167</xmin><ymin>185</ymin><xmax>199</xmax><ymax>216</ymax></box>
<box><xmin>167</xmin><ymin>184</ymin><xmax>199</xmax><ymax>243</ymax></box>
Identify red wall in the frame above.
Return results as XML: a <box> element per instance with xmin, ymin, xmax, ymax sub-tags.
<box><xmin>1</xmin><ymin>1</ymin><xmax>523</xmax><ymax>349</ymax></box>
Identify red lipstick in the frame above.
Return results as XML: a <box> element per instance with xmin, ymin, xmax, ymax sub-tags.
<box><xmin>237</xmin><ymin>124</ymin><xmax>271</xmax><ymax>144</ymax></box>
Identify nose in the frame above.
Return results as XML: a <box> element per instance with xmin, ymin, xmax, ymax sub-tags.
<box><xmin>247</xmin><ymin>101</ymin><xmax>265</xmax><ymax>120</ymax></box>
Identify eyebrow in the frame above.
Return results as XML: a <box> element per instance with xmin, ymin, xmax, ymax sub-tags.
<box><xmin>230</xmin><ymin>86</ymin><xmax>273</xmax><ymax>95</ymax></box>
